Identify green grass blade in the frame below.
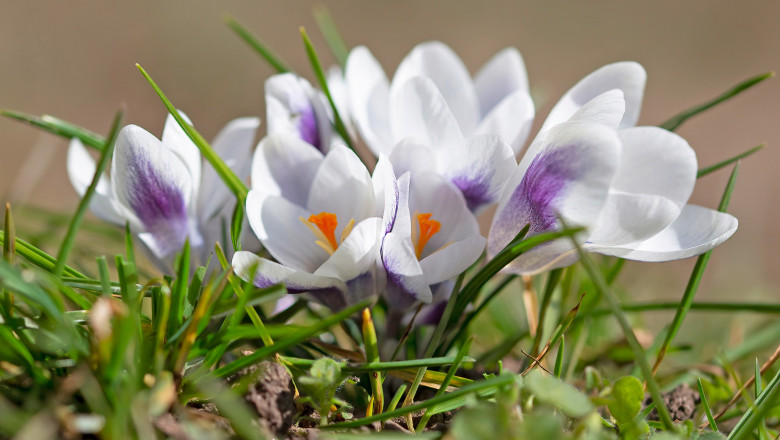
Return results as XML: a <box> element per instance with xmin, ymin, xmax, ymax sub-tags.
<box><xmin>300</xmin><ymin>27</ymin><xmax>355</xmax><ymax>153</ymax></box>
<box><xmin>568</xmin><ymin>224</ymin><xmax>675</xmax><ymax>431</ymax></box>
<box><xmin>579</xmin><ymin>301</ymin><xmax>780</xmax><ymax>318</ymax></box>
<box><xmin>3</xmin><ymin>203</ymin><xmax>16</xmax><ymax>312</ymax></box>
<box><xmin>416</xmin><ymin>336</ymin><xmax>473</xmax><ymax>432</ymax></box>
<box><xmin>230</xmin><ymin>201</ymin><xmax>243</xmax><ymax>252</ymax></box>
<box><xmin>755</xmin><ymin>358</ymin><xmax>763</xmax><ymax>396</ymax></box>
<box><xmin>554</xmin><ymin>335</ymin><xmax>565</xmax><ymax>377</ymax></box>
<box><xmin>313</xmin><ymin>4</ymin><xmax>349</xmax><ymax>68</ymax></box>
<box><xmin>136</xmin><ymin>64</ymin><xmax>249</xmax><ymax>201</ymax></box>
<box><xmin>698</xmin><ymin>377</ymin><xmax>719</xmax><ymax>432</ymax></box>
<box><xmin>0</xmin><ymin>109</ymin><xmax>106</xmax><ymax>150</ymax></box>
<box><xmin>214</xmin><ymin>243</ymin><xmax>275</xmax><ymax>347</ymax></box>
<box><xmin>96</xmin><ymin>256</ymin><xmax>112</xmax><ymax>297</ymax></box>
<box><xmin>387</xmin><ymin>384</ymin><xmax>407</xmax><ymax>414</ymax></box>
<box><xmin>660</xmin><ymin>71</ymin><xmax>774</xmax><ymax>131</ymax></box>
<box><xmin>205</xmin><ymin>298</ymin><xmax>372</xmax><ymax>380</ymax></box>
<box><xmin>326</xmin><ymin>373</ymin><xmax>516</xmax><ymax>429</ymax></box>
<box><xmin>124</xmin><ymin>222</ymin><xmax>135</xmax><ymax>268</ymax></box>
<box><xmin>531</xmin><ymin>268</ymin><xmax>564</xmax><ymax>356</ymax></box>
<box><xmin>727</xmin><ymin>366</ymin><xmax>780</xmax><ymax>440</ymax></box>
<box><xmin>698</xmin><ymin>144</ymin><xmax>764</xmax><ymax>178</ymax></box>
<box><xmin>651</xmin><ymin>162</ymin><xmax>739</xmax><ymax>376</ymax></box>
<box><xmin>169</xmin><ymin>240</ymin><xmax>190</xmax><ymax>332</ymax></box>
<box><xmin>281</xmin><ymin>356</ymin><xmax>475</xmax><ymax>373</ymax></box>
<box><xmin>451</xmin><ymin>226</ymin><xmax>583</xmax><ymax>328</ymax></box>
<box><xmin>223</xmin><ymin>14</ymin><xmax>291</xmax><ymax>73</ymax></box>
<box><xmin>0</xmin><ymin>231</ymin><xmax>85</xmax><ymax>278</ymax></box>
<box><xmin>54</xmin><ymin>109</ymin><xmax>123</xmax><ymax>277</ymax></box>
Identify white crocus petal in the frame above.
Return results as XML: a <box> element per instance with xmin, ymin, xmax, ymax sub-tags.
<box><xmin>474</xmin><ymin>89</ymin><xmax>535</xmax><ymax>155</ymax></box>
<box><xmin>392</xmin><ymin>41</ymin><xmax>479</xmax><ymax>135</ymax></box>
<box><xmin>419</xmin><ymin>235</ymin><xmax>486</xmax><ymax>285</ymax></box>
<box><xmin>520</xmin><ymin>89</ymin><xmax>626</xmax><ymax>177</ymax></box>
<box><xmin>538</xmin><ymin>62</ymin><xmax>646</xmax><ymax>135</ymax></box>
<box><xmin>389</xmin><ymin>77</ymin><xmax>464</xmax><ymax>148</ymax></box>
<box><xmin>436</xmin><ymin>134</ymin><xmax>517</xmax><ymax>213</ymax></box>
<box><xmin>371</xmin><ymin>155</ymin><xmax>399</xmax><ymax>232</ymax></box>
<box><xmin>488</xmin><ymin>122</ymin><xmax>621</xmax><ymax>274</ymax></box>
<box><xmin>66</xmin><ymin>138</ymin><xmax>125</xmax><ymax>225</ymax></box>
<box><xmin>586</xmin><ymin>205</ymin><xmax>738</xmax><ymax>261</ymax></box>
<box><xmin>613</xmin><ymin>127</ymin><xmax>696</xmax><ymax>207</ymax></box>
<box><xmin>247</xmin><ymin>192</ymin><xmax>322</xmax><ymax>272</ymax></box>
<box><xmin>111</xmin><ymin>125</ymin><xmax>201</xmax><ymax>259</ymax></box>
<box><xmin>251</xmin><ymin>133</ymin><xmax>324</xmax><ymax>207</ymax></box>
<box><xmin>199</xmin><ymin>117</ymin><xmax>259</xmax><ymax>222</ymax></box>
<box><xmin>388</xmin><ymin>139</ymin><xmax>437</xmax><ymax>178</ymax></box>
<box><xmin>306</xmin><ymin>145</ymin><xmax>375</xmax><ymax>224</ymax></box>
<box><xmin>315</xmin><ymin>217</ymin><xmax>382</xmax><ymax>282</ymax></box>
<box><xmin>232</xmin><ymin>251</ymin><xmax>346</xmax><ymax>292</ymax></box>
<box><xmin>345</xmin><ymin>46</ymin><xmax>393</xmax><ymax>156</ymax></box>
<box><xmin>162</xmin><ymin>112</ymin><xmax>201</xmax><ymax>201</ymax></box>
<box><xmin>265</xmin><ymin>73</ymin><xmax>333</xmax><ymax>153</ymax></box>
<box><xmin>588</xmin><ymin>126</ymin><xmax>697</xmax><ymax>246</ymax></box>
<box><xmin>474</xmin><ymin>47</ymin><xmax>529</xmax><ymax>117</ymax></box>
<box><xmin>327</xmin><ymin>65</ymin><xmax>353</xmax><ymax>132</ymax></box>
<box><xmin>383</xmin><ymin>232</ymin><xmax>433</xmax><ymax>306</ymax></box>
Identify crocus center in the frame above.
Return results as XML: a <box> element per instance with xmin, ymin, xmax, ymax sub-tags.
<box><xmin>301</xmin><ymin>212</ymin><xmax>355</xmax><ymax>255</ymax></box>
<box><xmin>412</xmin><ymin>212</ymin><xmax>441</xmax><ymax>259</ymax></box>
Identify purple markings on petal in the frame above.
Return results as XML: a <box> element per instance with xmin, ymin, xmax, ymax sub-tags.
<box><xmin>494</xmin><ymin>146</ymin><xmax>581</xmax><ymax>237</ymax></box>
<box><xmin>126</xmin><ymin>154</ymin><xmax>189</xmax><ymax>253</ymax></box>
<box><xmin>296</xmin><ymin>103</ymin><xmax>322</xmax><ymax>151</ymax></box>
<box><xmin>451</xmin><ymin>170</ymin><xmax>494</xmax><ymax>212</ymax></box>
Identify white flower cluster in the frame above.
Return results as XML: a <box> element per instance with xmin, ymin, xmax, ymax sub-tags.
<box><xmin>68</xmin><ymin>42</ymin><xmax>737</xmax><ymax>312</ymax></box>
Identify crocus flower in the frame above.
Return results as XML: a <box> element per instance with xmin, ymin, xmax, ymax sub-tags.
<box><xmin>382</xmin><ymin>171</ymin><xmax>486</xmax><ymax>310</ymax></box>
<box><xmin>345</xmin><ymin>41</ymin><xmax>534</xmax><ymax>156</ymax></box>
<box><xmin>67</xmin><ymin>114</ymin><xmax>259</xmax><ymax>270</ymax></box>
<box><xmin>345</xmin><ymin>42</ymin><xmax>528</xmax><ymax>212</ymax></box>
<box><xmin>232</xmin><ymin>136</ymin><xmax>397</xmax><ymax>310</ymax></box>
<box><xmin>487</xmin><ymin>63</ymin><xmax>738</xmax><ymax>275</ymax></box>
<box><xmin>265</xmin><ymin>73</ymin><xmax>340</xmax><ymax>154</ymax></box>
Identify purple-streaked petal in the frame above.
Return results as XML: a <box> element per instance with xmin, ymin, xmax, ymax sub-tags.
<box><xmin>586</xmin><ymin>205</ymin><xmax>738</xmax><ymax>261</ymax></box>
<box><xmin>67</xmin><ymin>137</ymin><xmax>125</xmax><ymax>225</ymax></box>
<box><xmin>436</xmin><ymin>134</ymin><xmax>516</xmax><ymax>213</ymax></box>
<box><xmin>162</xmin><ymin>112</ymin><xmax>201</xmax><ymax>199</ymax></box>
<box><xmin>251</xmin><ymin>133</ymin><xmax>324</xmax><ymax>207</ymax></box>
<box><xmin>307</xmin><ymin>145</ymin><xmax>375</xmax><ymax>224</ymax></box>
<box><xmin>488</xmin><ymin>122</ymin><xmax>621</xmax><ymax>274</ymax></box>
<box><xmin>112</xmin><ymin>125</ymin><xmax>200</xmax><ymax>259</ymax></box>
<box><xmin>371</xmin><ymin>155</ymin><xmax>399</xmax><ymax>233</ymax></box>
<box><xmin>522</xmin><ymin>90</ymin><xmax>625</xmax><ymax>170</ymax></box>
<box><xmin>474</xmin><ymin>47</ymin><xmax>529</xmax><ymax>117</ymax></box>
<box><xmin>315</xmin><ymin>217</ymin><xmax>382</xmax><ymax>283</ymax></box>
<box><xmin>232</xmin><ymin>251</ymin><xmax>345</xmax><ymax>292</ymax></box>
<box><xmin>419</xmin><ymin>235</ymin><xmax>486</xmax><ymax>285</ymax></box>
<box><xmin>389</xmin><ymin>77</ymin><xmax>463</xmax><ymax>148</ymax></box>
<box><xmin>266</xmin><ymin>73</ymin><xmax>332</xmax><ymax>152</ymax></box>
<box><xmin>247</xmin><ymin>191</ymin><xmax>324</xmax><ymax>273</ymax></box>
<box><xmin>538</xmin><ymin>62</ymin><xmax>646</xmax><ymax>134</ymax></box>
<box><xmin>345</xmin><ymin>46</ymin><xmax>393</xmax><ymax>156</ymax></box>
<box><xmin>199</xmin><ymin>117</ymin><xmax>260</xmax><ymax>222</ymax></box>
<box><xmin>392</xmin><ymin>41</ymin><xmax>479</xmax><ymax>135</ymax></box>
<box><xmin>474</xmin><ymin>90</ymin><xmax>535</xmax><ymax>155</ymax></box>
<box><xmin>382</xmin><ymin>231</ymin><xmax>433</xmax><ymax>308</ymax></box>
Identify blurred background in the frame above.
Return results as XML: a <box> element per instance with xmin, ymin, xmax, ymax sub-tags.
<box><xmin>0</xmin><ymin>1</ymin><xmax>778</xmax><ymax>352</ymax></box>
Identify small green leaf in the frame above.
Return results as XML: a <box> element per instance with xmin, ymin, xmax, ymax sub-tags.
<box><xmin>525</xmin><ymin>369</ymin><xmax>594</xmax><ymax>418</ymax></box>
<box><xmin>698</xmin><ymin>144</ymin><xmax>764</xmax><ymax>178</ymax></box>
<box><xmin>313</xmin><ymin>4</ymin><xmax>349</xmax><ymax>68</ymax></box>
<box><xmin>230</xmin><ymin>201</ymin><xmax>244</xmax><ymax>252</ymax></box>
<box><xmin>608</xmin><ymin>376</ymin><xmax>644</xmax><ymax>425</ymax></box>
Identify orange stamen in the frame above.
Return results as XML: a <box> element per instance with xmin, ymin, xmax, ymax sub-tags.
<box><xmin>414</xmin><ymin>213</ymin><xmax>441</xmax><ymax>259</ymax></box>
<box><xmin>308</xmin><ymin>212</ymin><xmax>339</xmax><ymax>251</ymax></box>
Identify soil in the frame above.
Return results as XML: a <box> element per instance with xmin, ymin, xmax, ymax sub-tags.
<box><xmin>644</xmin><ymin>383</ymin><xmax>700</xmax><ymax>422</ymax></box>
